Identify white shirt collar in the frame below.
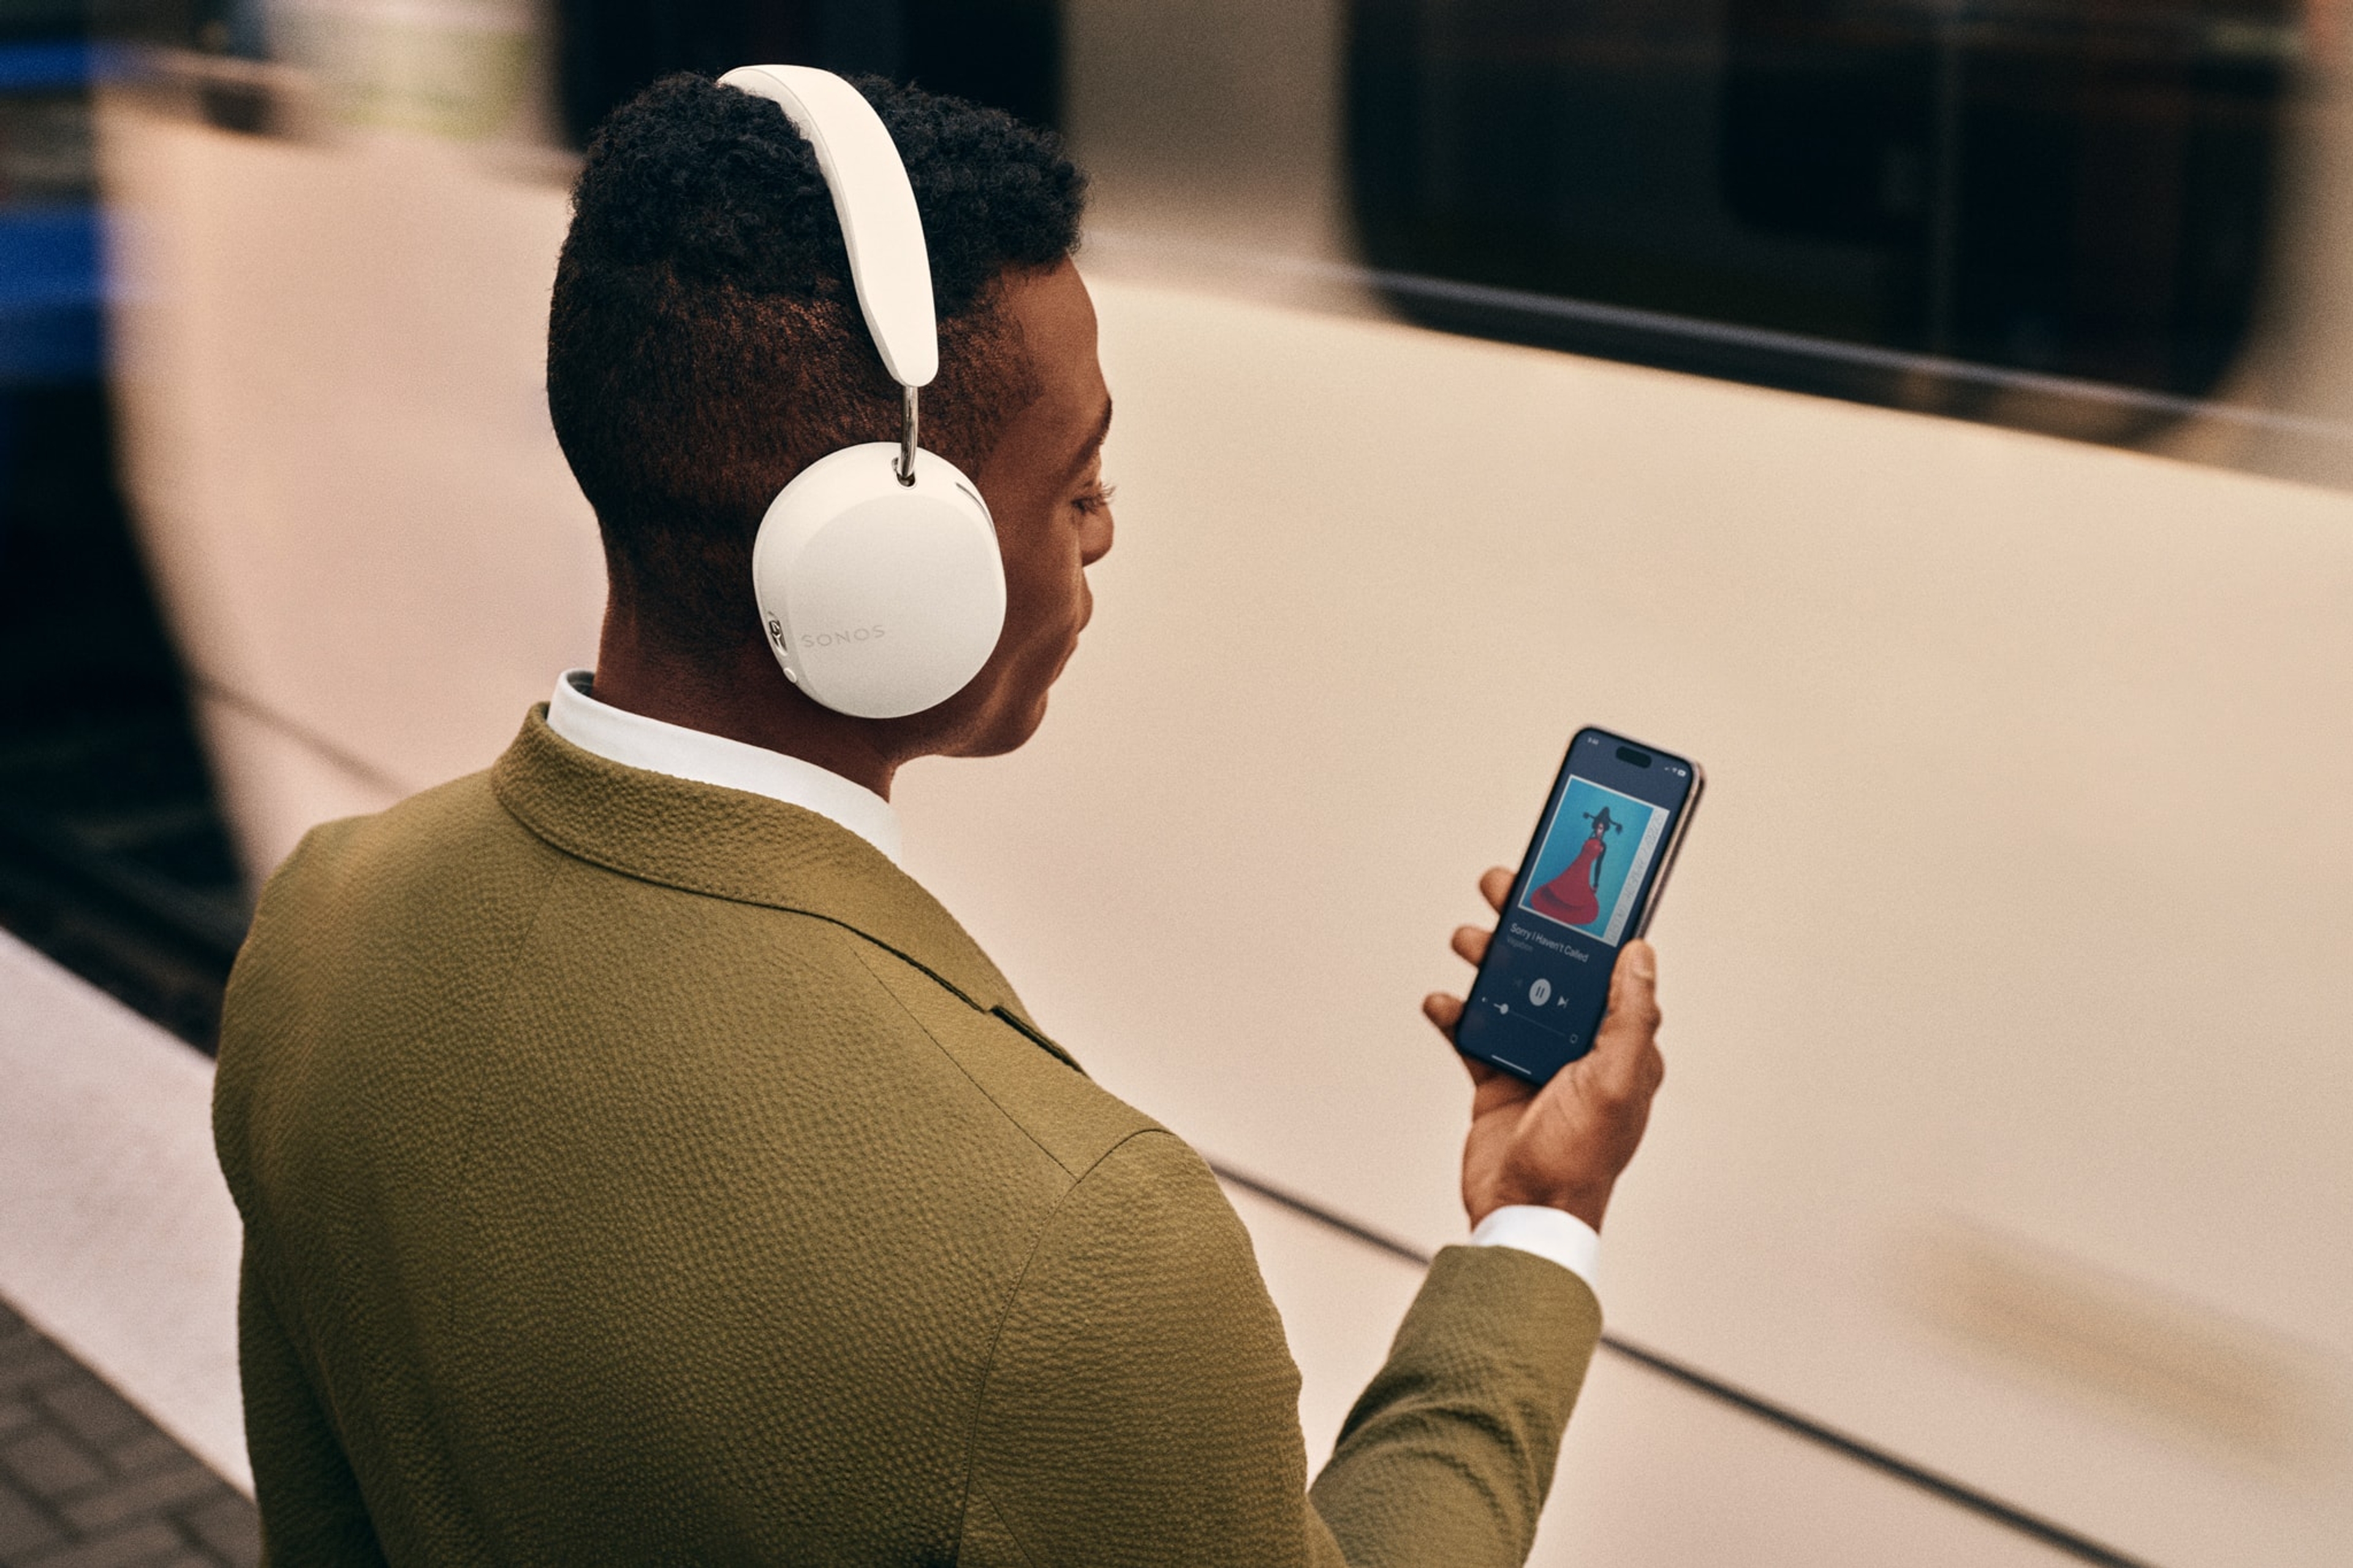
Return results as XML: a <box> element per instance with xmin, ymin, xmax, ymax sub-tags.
<box><xmin>545</xmin><ymin>669</ymin><xmax>903</xmax><ymax>865</ymax></box>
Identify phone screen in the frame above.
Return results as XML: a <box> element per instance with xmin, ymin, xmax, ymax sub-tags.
<box><xmin>1456</xmin><ymin>727</ymin><xmax>1702</xmax><ymax>1086</ymax></box>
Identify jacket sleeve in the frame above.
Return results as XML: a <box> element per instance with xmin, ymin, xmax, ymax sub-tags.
<box><xmin>1309</xmin><ymin>1243</ymin><xmax>1601</xmax><ymax>1567</ymax></box>
<box><xmin>238</xmin><ymin>1250</ymin><xmax>388</xmax><ymax>1567</ymax></box>
<box><xmin>957</xmin><ymin>1129</ymin><xmax>1599</xmax><ymax>1567</ymax></box>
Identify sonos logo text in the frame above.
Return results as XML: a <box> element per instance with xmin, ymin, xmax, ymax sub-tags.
<box><xmin>800</xmin><ymin>626</ymin><xmax>887</xmax><ymax>649</ymax></box>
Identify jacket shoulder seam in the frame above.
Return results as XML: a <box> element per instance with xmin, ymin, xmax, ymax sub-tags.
<box><xmin>843</xmin><ymin>938</ymin><xmax>1108</xmax><ymax>1181</ymax></box>
<box><xmin>951</xmin><ymin>1126</ymin><xmax>1176</xmax><ymax>1559</ymax></box>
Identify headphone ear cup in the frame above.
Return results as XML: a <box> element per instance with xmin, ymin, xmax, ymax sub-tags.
<box><xmin>751</xmin><ymin>444</ymin><xmax>1006</xmax><ymax>719</ymax></box>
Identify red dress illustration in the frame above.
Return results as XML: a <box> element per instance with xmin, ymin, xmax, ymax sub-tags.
<box><xmin>1529</xmin><ymin>806</ymin><xmax>1622</xmax><ymax>927</ymax></box>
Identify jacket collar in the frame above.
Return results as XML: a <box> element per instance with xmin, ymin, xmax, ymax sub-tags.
<box><xmin>492</xmin><ymin>706</ymin><xmax>1032</xmax><ymax>1025</ymax></box>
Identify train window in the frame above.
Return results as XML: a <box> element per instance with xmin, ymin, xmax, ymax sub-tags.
<box><xmin>1347</xmin><ymin>0</ymin><xmax>2300</xmax><ymax>434</ymax></box>
<box><xmin>553</xmin><ymin>0</ymin><xmax>1061</xmax><ymax>151</ymax></box>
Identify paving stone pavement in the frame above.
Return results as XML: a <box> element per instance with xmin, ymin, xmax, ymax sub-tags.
<box><xmin>0</xmin><ymin>1298</ymin><xmax>257</xmax><ymax>1568</ymax></box>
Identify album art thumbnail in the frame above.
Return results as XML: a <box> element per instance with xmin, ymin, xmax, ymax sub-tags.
<box><xmin>1520</xmin><ymin>777</ymin><xmax>1669</xmax><ymax>946</ymax></box>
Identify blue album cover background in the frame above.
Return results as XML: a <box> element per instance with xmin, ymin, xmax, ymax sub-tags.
<box><xmin>1518</xmin><ymin>776</ymin><xmax>1667</xmax><ymax>944</ymax></box>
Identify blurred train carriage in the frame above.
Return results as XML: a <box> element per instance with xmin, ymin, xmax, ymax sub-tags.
<box><xmin>85</xmin><ymin>2</ymin><xmax>2353</xmax><ymax>1564</ymax></box>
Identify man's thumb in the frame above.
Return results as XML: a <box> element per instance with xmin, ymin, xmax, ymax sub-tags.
<box><xmin>1592</xmin><ymin>941</ymin><xmax>1662</xmax><ymax>1077</ymax></box>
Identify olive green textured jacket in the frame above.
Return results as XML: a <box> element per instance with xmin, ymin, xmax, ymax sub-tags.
<box><xmin>213</xmin><ymin>710</ymin><xmax>1603</xmax><ymax>1566</ymax></box>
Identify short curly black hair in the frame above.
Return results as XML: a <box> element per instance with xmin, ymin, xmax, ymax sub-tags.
<box><xmin>547</xmin><ymin>72</ymin><xmax>1085</xmax><ymax>659</ymax></box>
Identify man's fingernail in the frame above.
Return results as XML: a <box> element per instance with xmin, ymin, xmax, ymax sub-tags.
<box><xmin>1627</xmin><ymin>945</ymin><xmax>1656</xmax><ymax>980</ymax></box>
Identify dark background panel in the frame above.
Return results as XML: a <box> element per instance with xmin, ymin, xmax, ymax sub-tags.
<box><xmin>555</xmin><ymin>0</ymin><xmax>1064</xmax><ymax>148</ymax></box>
<box><xmin>0</xmin><ymin>387</ymin><xmax>247</xmax><ymax>1051</ymax></box>
<box><xmin>1349</xmin><ymin>0</ymin><xmax>2297</xmax><ymax>423</ymax></box>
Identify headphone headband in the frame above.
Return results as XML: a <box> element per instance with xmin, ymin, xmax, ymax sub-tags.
<box><xmin>724</xmin><ymin>63</ymin><xmax>1004</xmax><ymax>720</ymax></box>
<box><xmin>717</xmin><ymin>65</ymin><xmax>938</xmax><ymax>388</ymax></box>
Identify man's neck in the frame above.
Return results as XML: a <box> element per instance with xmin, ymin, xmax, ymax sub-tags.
<box><xmin>589</xmin><ymin>613</ymin><xmax>903</xmax><ymax>800</ymax></box>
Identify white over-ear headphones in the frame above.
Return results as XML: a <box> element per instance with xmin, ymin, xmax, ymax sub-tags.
<box><xmin>718</xmin><ymin>64</ymin><xmax>1006</xmax><ymax>720</ymax></box>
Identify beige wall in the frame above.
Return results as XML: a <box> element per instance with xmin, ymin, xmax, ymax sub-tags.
<box><xmin>100</xmin><ymin>95</ymin><xmax>601</xmax><ymax>873</ymax></box>
<box><xmin>100</xmin><ymin>96</ymin><xmax>2353</xmax><ymax>1564</ymax></box>
<box><xmin>898</xmin><ymin>274</ymin><xmax>2353</xmax><ymax>1567</ymax></box>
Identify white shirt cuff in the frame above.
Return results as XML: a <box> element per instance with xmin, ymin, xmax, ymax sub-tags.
<box><xmin>1469</xmin><ymin>1205</ymin><xmax>1601</xmax><ymax>1295</ymax></box>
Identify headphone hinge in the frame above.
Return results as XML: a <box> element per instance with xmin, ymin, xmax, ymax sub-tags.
<box><xmin>895</xmin><ymin>385</ymin><xmax>919</xmax><ymax>487</ymax></box>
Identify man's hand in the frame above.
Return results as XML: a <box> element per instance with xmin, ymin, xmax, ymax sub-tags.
<box><xmin>1422</xmin><ymin>866</ymin><xmax>1667</xmax><ymax>1232</ymax></box>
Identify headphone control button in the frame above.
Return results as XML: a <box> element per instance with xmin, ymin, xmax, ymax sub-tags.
<box><xmin>783</xmin><ymin>668</ymin><xmax>799</xmax><ymax>684</ymax></box>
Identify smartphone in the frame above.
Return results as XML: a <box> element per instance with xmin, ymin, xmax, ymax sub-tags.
<box><xmin>1455</xmin><ymin>727</ymin><xmax>1705</xmax><ymax>1086</ymax></box>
